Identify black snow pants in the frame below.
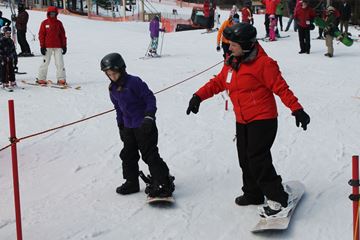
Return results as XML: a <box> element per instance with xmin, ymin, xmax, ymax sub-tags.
<box><xmin>236</xmin><ymin>118</ymin><xmax>288</xmax><ymax>207</ymax></box>
<box><xmin>17</xmin><ymin>30</ymin><xmax>31</xmax><ymax>54</ymax></box>
<box><xmin>119</xmin><ymin>124</ymin><xmax>169</xmax><ymax>183</ymax></box>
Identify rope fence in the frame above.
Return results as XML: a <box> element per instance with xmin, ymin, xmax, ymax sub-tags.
<box><xmin>0</xmin><ymin>60</ymin><xmax>223</xmax><ymax>153</ymax></box>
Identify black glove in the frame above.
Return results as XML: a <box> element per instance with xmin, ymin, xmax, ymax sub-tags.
<box><xmin>292</xmin><ymin>109</ymin><xmax>310</xmax><ymax>131</ymax></box>
<box><xmin>140</xmin><ymin>114</ymin><xmax>155</xmax><ymax>134</ymax></box>
<box><xmin>216</xmin><ymin>45</ymin><xmax>221</xmax><ymax>51</ymax></box>
<box><xmin>62</xmin><ymin>47</ymin><xmax>67</xmax><ymax>55</ymax></box>
<box><xmin>186</xmin><ymin>94</ymin><xmax>202</xmax><ymax>115</ymax></box>
<box><xmin>40</xmin><ymin>48</ymin><xmax>46</xmax><ymax>55</ymax></box>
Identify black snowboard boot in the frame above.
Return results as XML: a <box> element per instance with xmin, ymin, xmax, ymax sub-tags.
<box><xmin>116</xmin><ymin>179</ymin><xmax>140</xmax><ymax>195</ymax></box>
<box><xmin>145</xmin><ymin>175</ymin><xmax>175</xmax><ymax>198</ymax></box>
<box><xmin>235</xmin><ymin>194</ymin><xmax>264</xmax><ymax>206</ymax></box>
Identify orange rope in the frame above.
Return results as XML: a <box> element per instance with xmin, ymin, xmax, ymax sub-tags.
<box><xmin>0</xmin><ymin>60</ymin><xmax>223</xmax><ymax>152</ymax></box>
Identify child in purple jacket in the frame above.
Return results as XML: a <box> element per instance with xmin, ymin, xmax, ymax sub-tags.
<box><xmin>148</xmin><ymin>16</ymin><xmax>165</xmax><ymax>57</ymax></box>
<box><xmin>100</xmin><ymin>52</ymin><xmax>175</xmax><ymax>198</ymax></box>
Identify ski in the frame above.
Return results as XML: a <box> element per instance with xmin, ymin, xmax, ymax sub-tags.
<box><xmin>139</xmin><ymin>54</ymin><xmax>170</xmax><ymax>60</ymax></box>
<box><xmin>21</xmin><ymin>80</ymin><xmax>81</xmax><ymax>90</ymax></box>
<box><xmin>201</xmin><ymin>29</ymin><xmax>218</xmax><ymax>34</ymax></box>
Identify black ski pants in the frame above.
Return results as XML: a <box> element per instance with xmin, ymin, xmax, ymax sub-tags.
<box><xmin>298</xmin><ymin>26</ymin><xmax>311</xmax><ymax>53</ymax></box>
<box><xmin>0</xmin><ymin>59</ymin><xmax>15</xmax><ymax>84</ymax></box>
<box><xmin>236</xmin><ymin>118</ymin><xmax>288</xmax><ymax>207</ymax></box>
<box><xmin>119</xmin><ymin>124</ymin><xmax>169</xmax><ymax>183</ymax></box>
<box><xmin>17</xmin><ymin>30</ymin><xmax>31</xmax><ymax>54</ymax></box>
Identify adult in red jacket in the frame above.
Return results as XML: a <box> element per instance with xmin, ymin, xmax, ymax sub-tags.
<box><xmin>294</xmin><ymin>0</ymin><xmax>315</xmax><ymax>54</ymax></box>
<box><xmin>186</xmin><ymin>23</ymin><xmax>310</xmax><ymax>217</ymax></box>
<box><xmin>262</xmin><ymin>0</ymin><xmax>280</xmax><ymax>37</ymax></box>
<box><xmin>37</xmin><ymin>6</ymin><xmax>67</xmax><ymax>85</ymax></box>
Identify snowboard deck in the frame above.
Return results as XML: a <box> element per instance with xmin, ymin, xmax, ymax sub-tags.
<box><xmin>257</xmin><ymin>35</ymin><xmax>290</xmax><ymax>42</ymax></box>
<box><xmin>251</xmin><ymin>181</ymin><xmax>305</xmax><ymax>233</ymax></box>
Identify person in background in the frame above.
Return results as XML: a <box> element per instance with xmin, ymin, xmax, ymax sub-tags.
<box><xmin>241</xmin><ymin>3</ymin><xmax>254</xmax><ymax>25</ymax></box>
<box><xmin>294</xmin><ymin>0</ymin><xmax>315</xmax><ymax>54</ymax></box>
<box><xmin>314</xmin><ymin>0</ymin><xmax>326</xmax><ymax>39</ymax></box>
<box><xmin>284</xmin><ymin>0</ymin><xmax>297</xmax><ymax>32</ymax></box>
<box><xmin>37</xmin><ymin>6</ymin><xmax>67</xmax><ymax>86</ymax></box>
<box><xmin>338</xmin><ymin>0</ymin><xmax>351</xmax><ymax>35</ymax></box>
<box><xmin>148</xmin><ymin>16</ymin><xmax>165</xmax><ymax>57</ymax></box>
<box><xmin>187</xmin><ymin>23</ymin><xmax>310</xmax><ymax>217</ymax></box>
<box><xmin>323</xmin><ymin>6</ymin><xmax>340</xmax><ymax>58</ymax></box>
<box><xmin>216</xmin><ymin>13</ymin><xmax>240</xmax><ymax>59</ymax></box>
<box><xmin>0</xmin><ymin>11</ymin><xmax>11</xmax><ymax>29</ymax></box>
<box><xmin>13</xmin><ymin>3</ymin><xmax>32</xmax><ymax>57</ymax></box>
<box><xmin>262</xmin><ymin>0</ymin><xmax>280</xmax><ymax>38</ymax></box>
<box><xmin>275</xmin><ymin>0</ymin><xmax>284</xmax><ymax>31</ymax></box>
<box><xmin>0</xmin><ymin>26</ymin><xmax>18</xmax><ymax>89</ymax></box>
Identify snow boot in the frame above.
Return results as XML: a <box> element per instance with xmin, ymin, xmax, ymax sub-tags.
<box><xmin>57</xmin><ymin>79</ymin><xmax>67</xmax><ymax>86</ymax></box>
<box><xmin>36</xmin><ymin>79</ymin><xmax>48</xmax><ymax>85</ymax></box>
<box><xmin>235</xmin><ymin>194</ymin><xmax>264</xmax><ymax>206</ymax></box>
<box><xmin>116</xmin><ymin>179</ymin><xmax>140</xmax><ymax>195</ymax></box>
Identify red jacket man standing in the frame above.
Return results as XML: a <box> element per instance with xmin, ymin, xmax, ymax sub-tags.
<box><xmin>294</xmin><ymin>0</ymin><xmax>315</xmax><ymax>54</ymax></box>
<box><xmin>37</xmin><ymin>6</ymin><xmax>67</xmax><ymax>85</ymax></box>
<box><xmin>187</xmin><ymin>23</ymin><xmax>310</xmax><ymax>217</ymax></box>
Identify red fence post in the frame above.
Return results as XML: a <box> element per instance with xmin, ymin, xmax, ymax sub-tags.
<box><xmin>8</xmin><ymin>100</ymin><xmax>23</xmax><ymax>240</ymax></box>
<box><xmin>350</xmin><ymin>155</ymin><xmax>360</xmax><ymax>240</ymax></box>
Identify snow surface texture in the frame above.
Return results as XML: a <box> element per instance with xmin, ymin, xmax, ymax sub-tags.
<box><xmin>1</xmin><ymin>3</ymin><xmax>360</xmax><ymax>240</ymax></box>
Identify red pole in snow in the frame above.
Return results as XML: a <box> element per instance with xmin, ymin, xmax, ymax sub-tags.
<box><xmin>8</xmin><ymin>100</ymin><xmax>23</xmax><ymax>240</ymax></box>
<box><xmin>350</xmin><ymin>155</ymin><xmax>359</xmax><ymax>240</ymax></box>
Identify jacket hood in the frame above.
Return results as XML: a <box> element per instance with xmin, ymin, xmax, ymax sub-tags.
<box><xmin>47</xmin><ymin>6</ymin><xmax>58</xmax><ymax>17</ymax></box>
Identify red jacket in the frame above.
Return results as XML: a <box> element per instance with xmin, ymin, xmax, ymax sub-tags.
<box><xmin>294</xmin><ymin>6</ymin><xmax>316</xmax><ymax>28</ymax></box>
<box><xmin>195</xmin><ymin>44</ymin><xmax>302</xmax><ymax>124</ymax></box>
<box><xmin>38</xmin><ymin>6</ymin><xmax>67</xmax><ymax>48</ymax></box>
<box><xmin>241</xmin><ymin>7</ymin><xmax>252</xmax><ymax>23</ymax></box>
<box><xmin>262</xmin><ymin>0</ymin><xmax>280</xmax><ymax>15</ymax></box>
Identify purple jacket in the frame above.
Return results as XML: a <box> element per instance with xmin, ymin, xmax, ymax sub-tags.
<box><xmin>149</xmin><ymin>18</ymin><xmax>160</xmax><ymax>38</ymax></box>
<box><xmin>109</xmin><ymin>73</ymin><xmax>157</xmax><ymax>128</ymax></box>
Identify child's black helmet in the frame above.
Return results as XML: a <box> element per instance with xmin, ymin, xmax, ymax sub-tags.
<box><xmin>100</xmin><ymin>53</ymin><xmax>126</xmax><ymax>71</ymax></box>
<box><xmin>223</xmin><ymin>23</ymin><xmax>257</xmax><ymax>50</ymax></box>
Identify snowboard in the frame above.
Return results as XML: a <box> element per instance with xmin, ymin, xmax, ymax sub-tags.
<box><xmin>21</xmin><ymin>80</ymin><xmax>81</xmax><ymax>90</ymax></box>
<box><xmin>252</xmin><ymin>181</ymin><xmax>305</xmax><ymax>233</ymax></box>
<box><xmin>257</xmin><ymin>35</ymin><xmax>290</xmax><ymax>42</ymax></box>
<box><xmin>314</xmin><ymin>17</ymin><xmax>353</xmax><ymax>47</ymax></box>
<box><xmin>147</xmin><ymin>196</ymin><xmax>175</xmax><ymax>205</ymax></box>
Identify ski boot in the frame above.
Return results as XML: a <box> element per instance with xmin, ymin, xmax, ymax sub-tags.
<box><xmin>57</xmin><ymin>79</ymin><xmax>67</xmax><ymax>86</ymax></box>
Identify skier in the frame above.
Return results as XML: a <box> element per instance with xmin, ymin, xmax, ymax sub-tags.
<box><xmin>0</xmin><ymin>26</ymin><xmax>18</xmax><ymax>90</ymax></box>
<box><xmin>323</xmin><ymin>6</ymin><xmax>340</xmax><ymax>58</ymax></box>
<box><xmin>148</xmin><ymin>16</ymin><xmax>164</xmax><ymax>57</ymax></box>
<box><xmin>100</xmin><ymin>52</ymin><xmax>175</xmax><ymax>198</ymax></box>
<box><xmin>36</xmin><ymin>6</ymin><xmax>67</xmax><ymax>86</ymax></box>
<box><xmin>0</xmin><ymin>11</ymin><xmax>11</xmax><ymax>29</ymax></box>
<box><xmin>294</xmin><ymin>0</ymin><xmax>315</xmax><ymax>54</ymax></box>
<box><xmin>216</xmin><ymin>13</ymin><xmax>240</xmax><ymax>59</ymax></box>
<box><xmin>186</xmin><ymin>23</ymin><xmax>310</xmax><ymax>217</ymax></box>
<box><xmin>12</xmin><ymin>3</ymin><xmax>32</xmax><ymax>57</ymax></box>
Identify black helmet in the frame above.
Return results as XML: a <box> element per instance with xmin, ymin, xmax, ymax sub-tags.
<box><xmin>100</xmin><ymin>53</ymin><xmax>126</xmax><ymax>72</ymax></box>
<box><xmin>223</xmin><ymin>23</ymin><xmax>257</xmax><ymax>50</ymax></box>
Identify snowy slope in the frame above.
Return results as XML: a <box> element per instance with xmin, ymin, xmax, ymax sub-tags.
<box><xmin>0</xmin><ymin>5</ymin><xmax>360</xmax><ymax>240</ymax></box>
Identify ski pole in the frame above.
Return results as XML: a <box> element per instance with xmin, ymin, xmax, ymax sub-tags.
<box><xmin>159</xmin><ymin>31</ymin><xmax>165</xmax><ymax>56</ymax></box>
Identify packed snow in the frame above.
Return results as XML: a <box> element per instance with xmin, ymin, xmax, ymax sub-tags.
<box><xmin>0</xmin><ymin>3</ymin><xmax>360</xmax><ymax>240</ymax></box>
